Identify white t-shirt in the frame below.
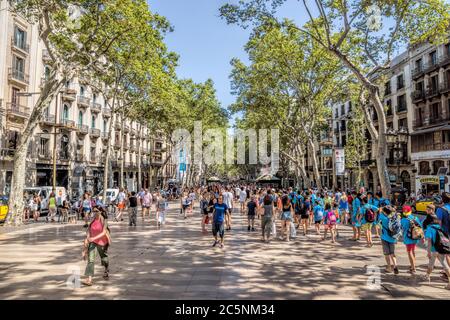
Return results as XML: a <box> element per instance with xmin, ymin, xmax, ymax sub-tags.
<box><xmin>118</xmin><ymin>192</ymin><xmax>126</xmax><ymax>202</ymax></box>
<box><xmin>239</xmin><ymin>190</ymin><xmax>247</xmax><ymax>202</ymax></box>
<box><xmin>223</xmin><ymin>191</ymin><xmax>233</xmax><ymax>208</ymax></box>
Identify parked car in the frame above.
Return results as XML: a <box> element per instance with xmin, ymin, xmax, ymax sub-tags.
<box><xmin>413</xmin><ymin>195</ymin><xmax>442</xmax><ymax>214</ymax></box>
<box><xmin>0</xmin><ymin>195</ymin><xmax>9</xmax><ymax>223</ymax></box>
<box><xmin>23</xmin><ymin>186</ymin><xmax>67</xmax><ymax>215</ymax></box>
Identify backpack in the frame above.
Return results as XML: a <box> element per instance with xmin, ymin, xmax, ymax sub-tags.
<box><xmin>316</xmin><ymin>208</ymin><xmax>324</xmax><ymax>220</ymax></box>
<box><xmin>327</xmin><ymin>211</ymin><xmax>337</xmax><ymax>225</ymax></box>
<box><xmin>407</xmin><ymin>218</ymin><xmax>424</xmax><ymax>240</ymax></box>
<box><xmin>365</xmin><ymin>208</ymin><xmax>376</xmax><ymax>223</ymax></box>
<box><xmin>431</xmin><ymin>226</ymin><xmax>450</xmax><ymax>255</ymax></box>
<box><xmin>387</xmin><ymin>213</ymin><xmax>402</xmax><ymax>240</ymax></box>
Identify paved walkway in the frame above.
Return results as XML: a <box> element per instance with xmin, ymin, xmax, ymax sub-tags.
<box><xmin>0</xmin><ymin>202</ymin><xmax>449</xmax><ymax>300</ymax></box>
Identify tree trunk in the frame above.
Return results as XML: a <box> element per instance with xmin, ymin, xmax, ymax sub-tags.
<box><xmin>102</xmin><ymin>100</ymin><xmax>116</xmax><ymax>201</ymax></box>
<box><xmin>6</xmin><ymin>76</ymin><xmax>64</xmax><ymax>226</ymax></box>
<box><xmin>119</xmin><ymin>113</ymin><xmax>125</xmax><ymax>189</ymax></box>
<box><xmin>308</xmin><ymin>136</ymin><xmax>322</xmax><ymax>190</ymax></box>
<box><xmin>137</xmin><ymin>124</ymin><xmax>142</xmax><ymax>191</ymax></box>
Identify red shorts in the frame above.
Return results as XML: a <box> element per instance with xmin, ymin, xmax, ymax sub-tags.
<box><xmin>406</xmin><ymin>244</ymin><xmax>416</xmax><ymax>252</ymax></box>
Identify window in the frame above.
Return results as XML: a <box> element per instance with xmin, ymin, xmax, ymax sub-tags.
<box><xmin>12</xmin><ymin>56</ymin><xmax>25</xmax><ymax>79</ymax></box>
<box><xmin>387</xmin><ymin>122</ymin><xmax>393</xmax><ymax>130</ymax></box>
<box><xmin>419</xmin><ymin>161</ymin><xmax>430</xmax><ymax>175</ymax></box>
<box><xmin>62</xmin><ymin>104</ymin><xmax>69</xmax><ymax>121</ymax></box>
<box><xmin>447</xmin><ymin>44</ymin><xmax>450</xmax><ymax>57</ymax></box>
<box><xmin>348</xmin><ymin>101</ymin><xmax>352</xmax><ymax>112</ymax></box>
<box><xmin>13</xmin><ymin>26</ymin><xmax>26</xmax><ymax>50</ymax></box>
<box><xmin>39</xmin><ymin>137</ymin><xmax>49</xmax><ymax>157</ymax></box>
<box><xmin>335</xmin><ymin>108</ymin><xmax>339</xmax><ymax>118</ymax></box>
<box><xmin>415</xmin><ymin>58</ymin><xmax>423</xmax><ymax>71</ymax></box>
<box><xmin>80</xmin><ymin>86</ymin><xmax>85</xmax><ymax>96</ymax></box>
<box><xmin>340</xmin><ymin>104</ymin><xmax>345</xmax><ymax>115</ymax></box>
<box><xmin>91</xmin><ymin>115</ymin><xmax>96</xmax><ymax>128</ymax></box>
<box><xmin>78</xmin><ymin>111</ymin><xmax>83</xmax><ymax>126</ymax></box>
<box><xmin>103</xmin><ymin>119</ymin><xmax>107</xmax><ymax>132</ymax></box>
<box><xmin>44</xmin><ymin>66</ymin><xmax>51</xmax><ymax>80</ymax></box>
<box><xmin>11</xmin><ymin>87</ymin><xmax>20</xmax><ymax>107</ymax></box>
<box><xmin>93</xmin><ymin>94</ymin><xmax>97</xmax><ymax>103</ymax></box>
<box><xmin>386</xmin><ymin>99</ymin><xmax>392</xmax><ymax>115</ymax></box>
<box><xmin>398</xmin><ymin>118</ymin><xmax>407</xmax><ymax>130</ymax></box>
<box><xmin>90</xmin><ymin>147</ymin><xmax>96</xmax><ymax>162</ymax></box>
<box><xmin>397</xmin><ymin>95</ymin><xmax>406</xmax><ymax>112</ymax></box>
<box><xmin>416</xmin><ymin>81</ymin><xmax>424</xmax><ymax>93</ymax></box>
<box><xmin>430</xmin><ymin>75</ymin><xmax>438</xmax><ymax>92</ymax></box>
<box><xmin>397</xmin><ymin>74</ymin><xmax>404</xmax><ymax>90</ymax></box>
<box><xmin>7</xmin><ymin>131</ymin><xmax>20</xmax><ymax>150</ymax></box>
<box><xmin>60</xmin><ymin>135</ymin><xmax>69</xmax><ymax>160</ymax></box>
<box><xmin>430</xmin><ymin>51</ymin><xmax>437</xmax><ymax>66</ymax></box>
<box><xmin>385</xmin><ymin>81</ymin><xmax>391</xmax><ymax>95</ymax></box>
<box><xmin>433</xmin><ymin>160</ymin><xmax>445</xmax><ymax>175</ymax></box>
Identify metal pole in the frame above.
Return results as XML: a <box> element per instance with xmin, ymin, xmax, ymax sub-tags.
<box><xmin>52</xmin><ymin>92</ymin><xmax>59</xmax><ymax>192</ymax></box>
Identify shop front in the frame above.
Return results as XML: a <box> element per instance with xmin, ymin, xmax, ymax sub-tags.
<box><xmin>415</xmin><ymin>175</ymin><xmax>448</xmax><ymax>196</ymax></box>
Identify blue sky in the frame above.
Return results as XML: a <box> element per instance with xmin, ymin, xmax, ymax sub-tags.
<box><xmin>149</xmin><ymin>0</ymin><xmax>311</xmax><ymax>122</ymax></box>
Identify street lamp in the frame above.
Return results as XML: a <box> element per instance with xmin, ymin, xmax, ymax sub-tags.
<box><xmin>385</xmin><ymin>127</ymin><xmax>409</xmax><ymax>187</ymax></box>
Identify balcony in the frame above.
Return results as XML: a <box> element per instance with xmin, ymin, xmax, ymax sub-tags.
<box><xmin>91</xmin><ymin>102</ymin><xmax>101</xmax><ymax>113</ymax></box>
<box><xmin>102</xmin><ymin>108</ymin><xmax>111</xmax><ymax>118</ymax></box>
<box><xmin>440</xmin><ymin>81</ymin><xmax>450</xmax><ymax>95</ymax></box>
<box><xmin>425</xmin><ymin>86</ymin><xmax>439</xmax><ymax>100</ymax></box>
<box><xmin>6</xmin><ymin>103</ymin><xmax>30</xmax><ymax>120</ymax></box>
<box><xmin>131</xmin><ymin>128</ymin><xmax>137</xmax><ymax>136</ymax></box>
<box><xmin>90</xmin><ymin>155</ymin><xmax>97</xmax><ymax>164</ymax></box>
<box><xmin>75</xmin><ymin>153</ymin><xmax>85</xmax><ymax>162</ymax></box>
<box><xmin>61</xmin><ymin>84</ymin><xmax>77</xmax><ymax>101</ymax></box>
<box><xmin>11</xmin><ymin>37</ymin><xmax>29</xmax><ymax>54</ymax></box>
<box><xmin>0</xmin><ymin>148</ymin><xmax>15</xmax><ymax>159</ymax></box>
<box><xmin>412</xmin><ymin>66</ymin><xmax>424</xmax><ymax>79</ymax></box>
<box><xmin>37</xmin><ymin>150</ymin><xmax>52</xmax><ymax>161</ymax></box>
<box><xmin>89</xmin><ymin>128</ymin><xmax>101</xmax><ymax>138</ymax></box>
<box><xmin>413</xmin><ymin>114</ymin><xmax>450</xmax><ymax>129</ymax></box>
<box><xmin>77</xmin><ymin>124</ymin><xmax>89</xmax><ymax>135</ymax></box>
<box><xmin>101</xmin><ymin>132</ymin><xmax>109</xmax><ymax>140</ymax></box>
<box><xmin>123</xmin><ymin>124</ymin><xmax>130</xmax><ymax>133</ymax></box>
<box><xmin>412</xmin><ymin>90</ymin><xmax>426</xmax><ymax>103</ymax></box>
<box><xmin>114</xmin><ymin>122</ymin><xmax>121</xmax><ymax>131</ymax></box>
<box><xmin>151</xmin><ymin>157</ymin><xmax>163</xmax><ymax>166</ymax></box>
<box><xmin>340</xmin><ymin>124</ymin><xmax>346</xmax><ymax>131</ymax></box>
<box><xmin>77</xmin><ymin>96</ymin><xmax>91</xmax><ymax>108</ymax></box>
<box><xmin>360</xmin><ymin>159</ymin><xmax>376</xmax><ymax>167</ymax></box>
<box><xmin>423</xmin><ymin>61</ymin><xmax>440</xmax><ymax>74</ymax></box>
<box><xmin>60</xmin><ymin>119</ymin><xmax>77</xmax><ymax>130</ymax></box>
<box><xmin>396</xmin><ymin>103</ymin><xmax>407</xmax><ymax>113</ymax></box>
<box><xmin>40</xmin><ymin>114</ymin><xmax>56</xmax><ymax>126</ymax></box>
<box><xmin>439</xmin><ymin>52</ymin><xmax>450</xmax><ymax>67</ymax></box>
<box><xmin>8</xmin><ymin>68</ymin><xmax>29</xmax><ymax>86</ymax></box>
<box><xmin>412</xmin><ymin>142</ymin><xmax>450</xmax><ymax>153</ymax></box>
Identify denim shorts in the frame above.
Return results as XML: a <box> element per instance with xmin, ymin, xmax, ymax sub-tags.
<box><xmin>212</xmin><ymin>222</ymin><xmax>224</xmax><ymax>238</ymax></box>
<box><xmin>281</xmin><ymin>211</ymin><xmax>292</xmax><ymax>221</ymax></box>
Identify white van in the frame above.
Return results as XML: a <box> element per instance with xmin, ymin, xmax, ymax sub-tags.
<box><xmin>23</xmin><ymin>186</ymin><xmax>67</xmax><ymax>214</ymax></box>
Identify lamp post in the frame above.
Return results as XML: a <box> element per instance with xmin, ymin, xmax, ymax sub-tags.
<box><xmin>385</xmin><ymin>127</ymin><xmax>409</xmax><ymax>188</ymax></box>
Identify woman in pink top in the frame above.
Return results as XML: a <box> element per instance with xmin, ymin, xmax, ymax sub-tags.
<box><xmin>82</xmin><ymin>208</ymin><xmax>111</xmax><ymax>286</ymax></box>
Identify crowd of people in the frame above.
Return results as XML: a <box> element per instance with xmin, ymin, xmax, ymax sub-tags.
<box><xmin>25</xmin><ymin>182</ymin><xmax>448</xmax><ymax>289</ymax></box>
<box><xmin>194</xmin><ymin>184</ymin><xmax>450</xmax><ymax>290</ymax></box>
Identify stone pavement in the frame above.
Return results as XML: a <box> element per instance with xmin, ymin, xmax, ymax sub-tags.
<box><xmin>1</xmin><ymin>201</ymin><xmax>449</xmax><ymax>300</ymax></box>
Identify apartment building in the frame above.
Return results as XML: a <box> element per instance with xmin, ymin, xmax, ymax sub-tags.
<box><xmin>0</xmin><ymin>3</ymin><xmax>174</xmax><ymax>197</ymax></box>
<box><xmin>410</xmin><ymin>40</ymin><xmax>450</xmax><ymax>195</ymax></box>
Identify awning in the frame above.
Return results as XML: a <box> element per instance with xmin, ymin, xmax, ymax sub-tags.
<box><xmin>410</xmin><ymin>124</ymin><xmax>450</xmax><ymax>135</ymax></box>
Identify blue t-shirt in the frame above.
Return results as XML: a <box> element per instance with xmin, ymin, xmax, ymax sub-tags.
<box><xmin>313</xmin><ymin>205</ymin><xmax>324</xmax><ymax>221</ymax></box>
<box><xmin>213</xmin><ymin>203</ymin><xmax>228</xmax><ymax>223</ymax></box>
<box><xmin>436</xmin><ymin>204</ymin><xmax>450</xmax><ymax>234</ymax></box>
<box><xmin>360</xmin><ymin>204</ymin><xmax>378</xmax><ymax>224</ymax></box>
<box><xmin>352</xmin><ymin>198</ymin><xmax>361</xmax><ymax>217</ymax></box>
<box><xmin>379</xmin><ymin>213</ymin><xmax>397</xmax><ymax>244</ymax></box>
<box><xmin>401</xmin><ymin>216</ymin><xmax>421</xmax><ymax>245</ymax></box>
<box><xmin>425</xmin><ymin>223</ymin><xmax>441</xmax><ymax>252</ymax></box>
<box><xmin>339</xmin><ymin>198</ymin><xmax>348</xmax><ymax>210</ymax></box>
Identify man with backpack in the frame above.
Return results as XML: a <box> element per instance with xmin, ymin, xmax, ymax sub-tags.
<box><xmin>360</xmin><ymin>196</ymin><xmax>379</xmax><ymax>248</ymax></box>
<box><xmin>379</xmin><ymin>206</ymin><xmax>400</xmax><ymax>274</ymax></box>
<box><xmin>400</xmin><ymin>205</ymin><xmax>423</xmax><ymax>275</ymax></box>
<box><xmin>423</xmin><ymin>207</ymin><xmax>450</xmax><ymax>290</ymax></box>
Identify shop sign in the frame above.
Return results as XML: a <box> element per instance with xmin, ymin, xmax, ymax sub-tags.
<box><xmin>419</xmin><ymin>177</ymin><xmax>439</xmax><ymax>185</ymax></box>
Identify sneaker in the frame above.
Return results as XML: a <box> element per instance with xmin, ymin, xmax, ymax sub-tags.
<box><xmin>394</xmin><ymin>267</ymin><xmax>399</xmax><ymax>275</ymax></box>
<box><xmin>251</xmin><ymin>227</ymin><xmax>255</xmax><ymax>231</ymax></box>
<box><xmin>212</xmin><ymin>241</ymin><xmax>218</xmax><ymax>247</ymax></box>
<box><xmin>385</xmin><ymin>267</ymin><xmax>393</xmax><ymax>273</ymax></box>
<box><xmin>220</xmin><ymin>243</ymin><xmax>224</xmax><ymax>248</ymax></box>
<box><xmin>83</xmin><ymin>224</ymin><xmax>88</xmax><ymax>228</ymax></box>
<box><xmin>248</xmin><ymin>226</ymin><xmax>250</xmax><ymax>231</ymax></box>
